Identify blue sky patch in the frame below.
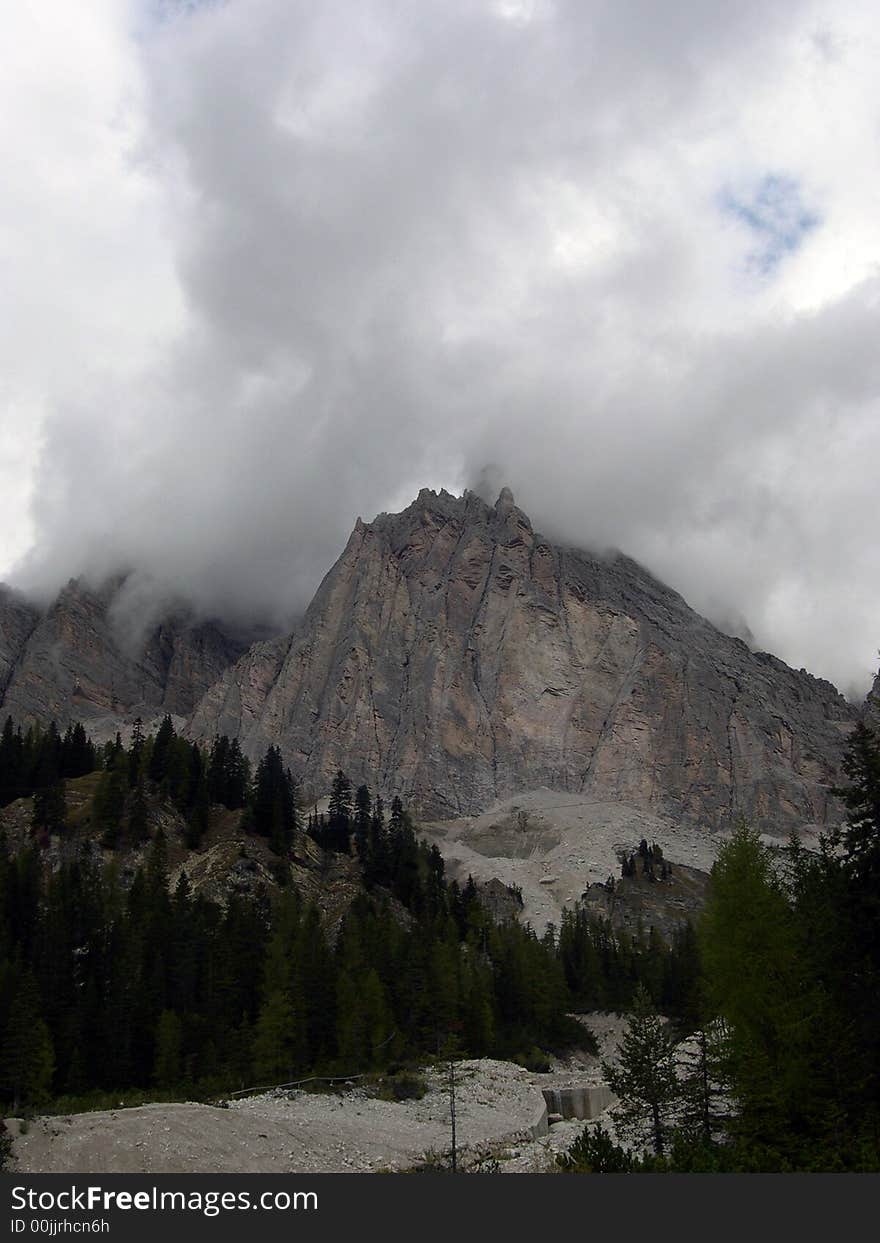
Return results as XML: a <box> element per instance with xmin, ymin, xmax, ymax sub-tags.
<box><xmin>146</xmin><ymin>0</ymin><xmax>222</xmax><ymax>25</ymax></box>
<box><xmin>720</xmin><ymin>174</ymin><xmax>820</xmax><ymax>275</ymax></box>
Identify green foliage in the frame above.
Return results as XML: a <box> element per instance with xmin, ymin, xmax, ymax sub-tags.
<box><xmin>558</xmin><ymin>1123</ymin><xmax>636</xmax><ymax>1173</ymax></box>
<box><xmin>127</xmin><ymin>719</ymin><xmax>146</xmax><ymax>789</ymax></box>
<box><xmin>675</xmin><ymin>1020</ymin><xmax>733</xmax><ymax>1145</ymax></box>
<box><xmin>253</xmin><ymin>990</ymin><xmax>301</xmax><ymax>1083</ymax></box>
<box><xmin>153</xmin><ymin>1011</ymin><xmax>183</xmax><ymax>1088</ymax></box>
<box><xmin>206</xmin><ymin>735</ymin><xmax>250</xmax><ymax>809</ymax></box>
<box><xmin>601</xmin><ymin>985</ymin><xmax>682</xmax><ymax>1155</ymax></box>
<box><xmin>93</xmin><ymin>756</ymin><xmax>128</xmax><ymax>846</ymax></box>
<box><xmin>699</xmin><ymin>823</ymin><xmax>815</xmax><ymax>1152</ymax></box>
<box><xmin>514</xmin><ymin>1047</ymin><xmax>552</xmax><ymax>1073</ymax></box>
<box><xmin>149</xmin><ymin>716</ymin><xmax>175</xmax><ymax>785</ymax></box>
<box><xmin>310</xmin><ymin>770</ymin><xmax>353</xmax><ymax>854</ymax></box>
<box><xmin>129</xmin><ymin>776</ymin><xmax>150</xmax><ymax>844</ymax></box>
<box><xmin>31</xmin><ymin>781</ymin><xmax>66</xmax><ymax>837</ymax></box>
<box><xmin>8</xmin><ymin>710</ymin><xmax>877</xmax><ymax>1175</ymax></box>
<box><xmin>0</xmin><ymin>717</ymin><xmax>97</xmax><ymax>811</ymax></box>
<box><xmin>831</xmin><ymin>720</ymin><xmax>880</xmax><ymax>883</ymax></box>
<box><xmin>557</xmin><ymin>902</ymin><xmax>701</xmax><ymax>1018</ymax></box>
<box><xmin>251</xmin><ymin>747</ymin><xmax>299</xmax><ymax>854</ymax></box>
<box><xmin>377</xmin><ymin>1071</ymin><xmax>427</xmax><ymax>1101</ymax></box>
<box><xmin>0</xmin><ymin>969</ymin><xmax>55</xmax><ymax>1110</ymax></box>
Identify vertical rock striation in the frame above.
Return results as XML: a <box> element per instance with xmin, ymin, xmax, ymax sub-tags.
<box><xmin>0</xmin><ymin>577</ymin><xmax>248</xmax><ymax>739</ymax></box>
<box><xmin>189</xmin><ymin>489</ymin><xmax>855</xmax><ymax>833</ymax></box>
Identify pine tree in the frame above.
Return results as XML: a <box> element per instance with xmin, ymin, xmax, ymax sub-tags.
<box><xmin>252</xmin><ymin>990</ymin><xmax>300</xmax><ymax>1084</ymax></box>
<box><xmin>128</xmin><ymin>718</ymin><xmax>145</xmax><ymax>788</ymax></box>
<box><xmin>31</xmin><ymin>779</ymin><xmax>66</xmax><ymax>837</ymax></box>
<box><xmin>0</xmin><ymin>971</ymin><xmax>55</xmax><ymax>1110</ymax></box>
<box><xmin>149</xmin><ymin>716</ymin><xmax>175</xmax><ymax>784</ymax></box>
<box><xmin>353</xmin><ymin>784</ymin><xmax>371</xmax><ymax>860</ymax></box>
<box><xmin>153</xmin><ymin>1010</ymin><xmax>183</xmax><ymax>1088</ymax></box>
<box><xmin>677</xmin><ymin>1019</ymin><xmax>734</xmax><ymax>1145</ymax></box>
<box><xmin>30</xmin><ymin>730</ymin><xmax>66</xmax><ymax>836</ymax></box>
<box><xmin>699</xmin><ymin>822</ymin><xmax>813</xmax><ymax>1152</ymax></box>
<box><xmin>93</xmin><ymin>754</ymin><xmax>127</xmax><ymax>847</ymax></box>
<box><xmin>327</xmin><ymin>771</ymin><xmax>352</xmax><ymax>853</ymax></box>
<box><xmin>129</xmin><ymin>775</ymin><xmax>150</xmax><ymax>844</ymax></box>
<box><xmin>602</xmin><ymin>984</ymin><xmax>682</xmax><ymax>1155</ymax></box>
<box><xmin>226</xmin><ymin>740</ymin><xmax>250</xmax><ymax>809</ymax></box>
<box><xmin>832</xmin><ymin>720</ymin><xmax>880</xmax><ymax>884</ymax></box>
<box><xmin>252</xmin><ymin>747</ymin><xmax>298</xmax><ymax>855</ymax></box>
<box><xmin>186</xmin><ymin>769</ymin><xmax>210</xmax><ymax>849</ymax></box>
<box><xmin>0</xmin><ymin>717</ymin><xmax>22</xmax><ymax>806</ymax></box>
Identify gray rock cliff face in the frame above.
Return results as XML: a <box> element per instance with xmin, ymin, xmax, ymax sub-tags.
<box><xmin>865</xmin><ymin>671</ymin><xmax>880</xmax><ymax>729</ymax></box>
<box><xmin>189</xmin><ymin>489</ymin><xmax>856</xmax><ymax>832</ymax></box>
<box><xmin>0</xmin><ymin>586</ymin><xmax>40</xmax><ymax>701</ymax></box>
<box><xmin>0</xmin><ymin>576</ymin><xmax>247</xmax><ymax>739</ymax></box>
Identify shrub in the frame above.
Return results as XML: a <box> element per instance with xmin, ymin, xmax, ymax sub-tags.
<box><xmin>558</xmin><ymin>1123</ymin><xmax>635</xmax><ymax>1173</ymax></box>
<box><xmin>379</xmin><ymin>1072</ymin><xmax>427</xmax><ymax>1102</ymax></box>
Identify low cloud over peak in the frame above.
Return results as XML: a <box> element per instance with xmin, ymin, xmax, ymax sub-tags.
<box><xmin>2</xmin><ymin>1</ymin><xmax>879</xmax><ymax>696</ymax></box>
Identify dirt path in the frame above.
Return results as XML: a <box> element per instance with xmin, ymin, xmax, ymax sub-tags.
<box><xmin>9</xmin><ymin>1019</ymin><xmax>629</xmax><ymax>1175</ymax></box>
<box><xmin>9</xmin><ymin>1060</ymin><xmax>547</xmax><ymax>1174</ymax></box>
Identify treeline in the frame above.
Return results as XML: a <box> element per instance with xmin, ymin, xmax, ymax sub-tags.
<box><xmin>0</xmin><ymin>713</ymin><xmax>710</xmax><ymax>1113</ymax></box>
<box><xmin>0</xmin><ymin>819</ymin><xmax>586</xmax><ymax>1108</ymax></box>
<box><xmin>567</xmin><ymin>721</ymin><xmax>880</xmax><ymax>1173</ymax></box>
<box><xmin>20</xmin><ymin>707</ymin><xmax>879</xmax><ymax>1175</ymax></box>
<box><xmin>618</xmin><ymin>839</ymin><xmax>673</xmax><ymax>882</ymax></box>
<box><xmin>0</xmin><ymin>713</ymin><xmax>273</xmax><ymax>853</ymax></box>
<box><xmin>558</xmin><ymin>908</ymin><xmax>700</xmax><ymax>1020</ymax></box>
<box><xmin>0</xmin><ymin>719</ymin><xmax>96</xmax><ymax>810</ymax></box>
<box><xmin>690</xmin><ymin>723</ymin><xmax>880</xmax><ymax>1170</ymax></box>
<box><xmin>94</xmin><ymin>718</ymin><xmax>252</xmax><ymax>851</ymax></box>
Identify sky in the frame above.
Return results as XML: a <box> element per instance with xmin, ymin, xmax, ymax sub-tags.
<box><xmin>1</xmin><ymin>0</ymin><xmax>879</xmax><ymax>697</ymax></box>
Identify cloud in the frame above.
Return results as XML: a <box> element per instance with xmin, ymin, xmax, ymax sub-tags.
<box><xmin>3</xmin><ymin>0</ymin><xmax>880</xmax><ymax>696</ymax></box>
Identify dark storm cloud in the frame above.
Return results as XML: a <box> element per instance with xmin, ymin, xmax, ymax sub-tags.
<box><xmin>7</xmin><ymin>0</ymin><xmax>880</xmax><ymax>694</ymax></box>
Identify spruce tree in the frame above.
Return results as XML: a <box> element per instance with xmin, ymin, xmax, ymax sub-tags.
<box><xmin>699</xmin><ymin>823</ymin><xmax>813</xmax><ymax>1154</ymax></box>
<box><xmin>253</xmin><ymin>990</ymin><xmax>300</xmax><ymax>1084</ymax></box>
<box><xmin>153</xmin><ymin>1011</ymin><xmax>183</xmax><ymax>1088</ymax></box>
<box><xmin>602</xmin><ymin>984</ymin><xmax>681</xmax><ymax>1155</ymax></box>
<box><xmin>327</xmin><ymin>771</ymin><xmax>353</xmax><ymax>853</ymax></box>
<box><xmin>353</xmin><ymin>784</ymin><xmax>371</xmax><ymax>860</ymax></box>
<box><xmin>0</xmin><ymin>971</ymin><xmax>55</xmax><ymax>1110</ymax></box>
<box><xmin>252</xmin><ymin>747</ymin><xmax>297</xmax><ymax>855</ymax></box>
<box><xmin>128</xmin><ymin>718</ymin><xmax>145</xmax><ymax>788</ymax></box>
<box><xmin>832</xmin><ymin>720</ymin><xmax>880</xmax><ymax>883</ymax></box>
<box><xmin>150</xmin><ymin>716</ymin><xmax>175</xmax><ymax>784</ymax></box>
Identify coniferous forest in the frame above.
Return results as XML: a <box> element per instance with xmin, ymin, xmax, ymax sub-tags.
<box><xmin>1</xmin><ymin>713</ymin><xmax>879</xmax><ymax>1172</ymax></box>
<box><xmin>0</xmin><ymin>716</ymin><xmax>699</xmax><ymax>1109</ymax></box>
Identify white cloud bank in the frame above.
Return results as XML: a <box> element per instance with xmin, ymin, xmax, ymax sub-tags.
<box><xmin>2</xmin><ymin>0</ymin><xmax>879</xmax><ymax>697</ymax></box>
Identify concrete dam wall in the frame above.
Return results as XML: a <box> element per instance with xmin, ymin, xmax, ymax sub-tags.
<box><xmin>542</xmin><ymin>1085</ymin><xmax>615</xmax><ymax>1121</ymax></box>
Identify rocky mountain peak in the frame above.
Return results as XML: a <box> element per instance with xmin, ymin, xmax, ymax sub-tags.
<box><xmin>188</xmin><ymin>488</ymin><xmax>855</xmax><ymax>835</ymax></box>
<box><xmin>0</xmin><ymin>574</ymin><xmax>249</xmax><ymax>739</ymax></box>
<box><xmin>0</xmin><ymin>489</ymin><xmax>861</xmax><ymax>838</ymax></box>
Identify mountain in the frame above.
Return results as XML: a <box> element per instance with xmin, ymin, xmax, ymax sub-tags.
<box><xmin>0</xmin><ymin>489</ymin><xmax>864</xmax><ymax>841</ymax></box>
<box><xmin>867</xmin><ymin>670</ymin><xmax>880</xmax><ymax>729</ymax></box>
<box><xmin>0</xmin><ymin>576</ymin><xmax>248</xmax><ymax>739</ymax></box>
<box><xmin>0</xmin><ymin>585</ymin><xmax>38</xmax><ymax>701</ymax></box>
<box><xmin>188</xmin><ymin>487</ymin><xmax>856</xmax><ymax>836</ymax></box>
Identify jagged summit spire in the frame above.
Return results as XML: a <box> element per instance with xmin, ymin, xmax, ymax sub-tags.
<box><xmin>495</xmin><ymin>486</ymin><xmax>516</xmax><ymax>509</ymax></box>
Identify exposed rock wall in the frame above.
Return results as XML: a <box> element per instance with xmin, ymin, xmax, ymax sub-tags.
<box><xmin>189</xmin><ymin>489</ymin><xmax>855</xmax><ymax>833</ymax></box>
<box><xmin>865</xmin><ymin>670</ymin><xmax>880</xmax><ymax>729</ymax></box>
<box><xmin>0</xmin><ymin>586</ymin><xmax>39</xmax><ymax>701</ymax></box>
<box><xmin>0</xmin><ymin>577</ymin><xmax>247</xmax><ymax>739</ymax></box>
